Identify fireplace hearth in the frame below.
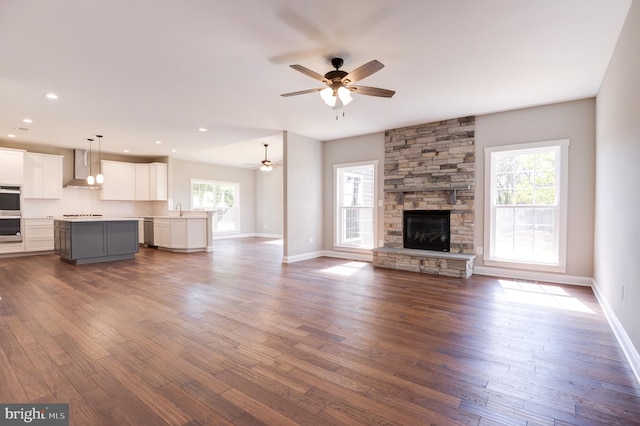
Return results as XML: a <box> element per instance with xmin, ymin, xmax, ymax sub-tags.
<box><xmin>403</xmin><ymin>210</ymin><xmax>451</xmax><ymax>252</ymax></box>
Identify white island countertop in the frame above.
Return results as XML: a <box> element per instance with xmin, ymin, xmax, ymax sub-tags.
<box><xmin>54</xmin><ymin>217</ymin><xmax>141</xmax><ymax>222</ymax></box>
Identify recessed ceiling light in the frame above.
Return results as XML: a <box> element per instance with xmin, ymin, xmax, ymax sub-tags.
<box><xmin>155</xmin><ymin>140</ymin><xmax>162</xmax><ymax>144</ymax></box>
<box><xmin>123</xmin><ymin>149</ymin><xmax>130</xmax><ymax>153</ymax></box>
<box><xmin>45</xmin><ymin>93</ymin><xmax>58</xmax><ymax>100</ymax></box>
<box><xmin>171</xmin><ymin>149</ymin><xmax>177</xmax><ymax>153</ymax></box>
<box><xmin>23</xmin><ymin>118</ymin><xmax>33</xmax><ymax>123</ymax></box>
<box><xmin>198</xmin><ymin>128</ymin><xmax>207</xmax><ymax>132</ymax></box>
<box><xmin>7</xmin><ymin>134</ymin><xmax>16</xmax><ymax>138</ymax></box>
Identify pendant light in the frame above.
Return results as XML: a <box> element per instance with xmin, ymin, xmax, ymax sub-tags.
<box><xmin>86</xmin><ymin>138</ymin><xmax>95</xmax><ymax>185</ymax></box>
<box><xmin>95</xmin><ymin>134</ymin><xmax>104</xmax><ymax>184</ymax></box>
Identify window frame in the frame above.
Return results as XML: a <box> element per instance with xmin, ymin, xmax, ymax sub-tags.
<box><xmin>333</xmin><ymin>160</ymin><xmax>378</xmax><ymax>253</ymax></box>
<box><xmin>190</xmin><ymin>179</ymin><xmax>240</xmax><ymax>234</ymax></box>
<box><xmin>484</xmin><ymin>139</ymin><xmax>569</xmax><ymax>273</ymax></box>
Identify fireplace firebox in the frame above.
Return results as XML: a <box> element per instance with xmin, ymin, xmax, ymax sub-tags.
<box><xmin>403</xmin><ymin>210</ymin><xmax>451</xmax><ymax>252</ymax></box>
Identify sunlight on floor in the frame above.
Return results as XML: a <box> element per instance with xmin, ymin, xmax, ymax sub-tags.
<box><xmin>262</xmin><ymin>239</ymin><xmax>283</xmax><ymax>245</ymax></box>
<box><xmin>320</xmin><ymin>261</ymin><xmax>368</xmax><ymax>276</ymax></box>
<box><xmin>499</xmin><ymin>279</ymin><xmax>594</xmax><ymax>314</ymax></box>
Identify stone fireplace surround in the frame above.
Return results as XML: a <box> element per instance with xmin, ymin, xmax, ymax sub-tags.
<box><xmin>373</xmin><ymin>116</ymin><xmax>476</xmax><ymax>278</ymax></box>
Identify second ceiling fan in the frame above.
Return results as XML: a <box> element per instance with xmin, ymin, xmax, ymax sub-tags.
<box><xmin>281</xmin><ymin>57</ymin><xmax>395</xmax><ymax>109</ymax></box>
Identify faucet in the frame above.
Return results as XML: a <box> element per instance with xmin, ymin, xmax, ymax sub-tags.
<box><xmin>175</xmin><ymin>202</ymin><xmax>183</xmax><ymax>217</ymax></box>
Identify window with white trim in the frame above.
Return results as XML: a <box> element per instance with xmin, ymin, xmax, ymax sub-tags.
<box><xmin>334</xmin><ymin>161</ymin><xmax>377</xmax><ymax>250</ymax></box>
<box><xmin>191</xmin><ymin>179</ymin><xmax>239</xmax><ymax>233</ymax></box>
<box><xmin>485</xmin><ymin>140</ymin><xmax>569</xmax><ymax>272</ymax></box>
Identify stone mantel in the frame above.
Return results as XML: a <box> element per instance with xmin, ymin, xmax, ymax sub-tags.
<box><xmin>385</xmin><ymin>185</ymin><xmax>471</xmax><ymax>204</ymax></box>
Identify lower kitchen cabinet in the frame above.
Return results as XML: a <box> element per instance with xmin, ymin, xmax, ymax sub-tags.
<box><xmin>153</xmin><ymin>217</ymin><xmax>206</xmax><ymax>252</ymax></box>
<box><xmin>24</xmin><ymin>218</ymin><xmax>55</xmax><ymax>252</ymax></box>
<box><xmin>54</xmin><ymin>219</ymin><xmax>139</xmax><ymax>264</ymax></box>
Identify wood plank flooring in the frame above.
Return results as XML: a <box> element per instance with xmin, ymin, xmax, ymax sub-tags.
<box><xmin>1</xmin><ymin>237</ymin><xmax>639</xmax><ymax>425</ymax></box>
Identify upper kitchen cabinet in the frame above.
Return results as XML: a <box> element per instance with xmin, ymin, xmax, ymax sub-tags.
<box><xmin>23</xmin><ymin>152</ymin><xmax>64</xmax><ymax>199</ymax></box>
<box><xmin>135</xmin><ymin>164</ymin><xmax>150</xmax><ymax>200</ymax></box>
<box><xmin>149</xmin><ymin>162</ymin><xmax>168</xmax><ymax>201</ymax></box>
<box><xmin>0</xmin><ymin>148</ymin><xmax>25</xmax><ymax>185</ymax></box>
<box><xmin>101</xmin><ymin>160</ymin><xmax>168</xmax><ymax>201</ymax></box>
<box><xmin>101</xmin><ymin>160</ymin><xmax>136</xmax><ymax>200</ymax></box>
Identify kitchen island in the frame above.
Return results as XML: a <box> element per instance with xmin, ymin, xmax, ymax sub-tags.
<box><xmin>54</xmin><ymin>218</ymin><xmax>139</xmax><ymax>264</ymax></box>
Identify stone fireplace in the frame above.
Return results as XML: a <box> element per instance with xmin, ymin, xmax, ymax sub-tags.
<box><xmin>373</xmin><ymin>117</ymin><xmax>476</xmax><ymax>278</ymax></box>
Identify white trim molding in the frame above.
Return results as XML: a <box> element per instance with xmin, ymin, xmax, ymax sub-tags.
<box><xmin>473</xmin><ymin>265</ymin><xmax>592</xmax><ymax>286</ymax></box>
<box><xmin>282</xmin><ymin>250</ymin><xmax>325</xmax><ymax>264</ymax></box>
<box><xmin>281</xmin><ymin>249</ymin><xmax>373</xmax><ymax>264</ymax></box>
<box><xmin>592</xmin><ymin>282</ymin><xmax>640</xmax><ymax>385</ymax></box>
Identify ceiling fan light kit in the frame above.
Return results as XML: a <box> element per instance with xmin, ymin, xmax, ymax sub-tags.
<box><xmin>281</xmin><ymin>57</ymin><xmax>395</xmax><ymax>115</ymax></box>
<box><xmin>259</xmin><ymin>143</ymin><xmax>273</xmax><ymax>172</ymax></box>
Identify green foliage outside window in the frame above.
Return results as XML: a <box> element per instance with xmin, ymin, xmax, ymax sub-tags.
<box><xmin>495</xmin><ymin>151</ymin><xmax>556</xmax><ymax>206</ymax></box>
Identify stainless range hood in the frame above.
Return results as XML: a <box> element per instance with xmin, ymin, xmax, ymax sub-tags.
<box><xmin>64</xmin><ymin>149</ymin><xmax>101</xmax><ymax>189</ymax></box>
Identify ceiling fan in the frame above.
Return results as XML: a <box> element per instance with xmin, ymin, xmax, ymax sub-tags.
<box><xmin>281</xmin><ymin>57</ymin><xmax>395</xmax><ymax>109</ymax></box>
<box><xmin>251</xmin><ymin>143</ymin><xmax>275</xmax><ymax>172</ymax></box>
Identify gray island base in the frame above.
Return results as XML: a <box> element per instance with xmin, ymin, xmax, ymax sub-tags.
<box><xmin>54</xmin><ymin>218</ymin><xmax>139</xmax><ymax>265</ymax></box>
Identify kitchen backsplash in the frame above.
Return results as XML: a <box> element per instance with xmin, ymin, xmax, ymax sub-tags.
<box><xmin>23</xmin><ymin>187</ymin><xmax>166</xmax><ymax>218</ymax></box>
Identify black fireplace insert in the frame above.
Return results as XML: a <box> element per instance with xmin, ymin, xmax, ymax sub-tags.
<box><xmin>403</xmin><ymin>210</ymin><xmax>451</xmax><ymax>251</ymax></box>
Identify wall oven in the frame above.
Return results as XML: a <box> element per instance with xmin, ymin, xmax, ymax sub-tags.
<box><xmin>0</xmin><ymin>185</ymin><xmax>22</xmax><ymax>242</ymax></box>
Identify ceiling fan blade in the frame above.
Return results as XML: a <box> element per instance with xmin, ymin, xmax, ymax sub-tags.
<box><xmin>281</xmin><ymin>87</ymin><xmax>324</xmax><ymax>97</ymax></box>
<box><xmin>342</xmin><ymin>60</ymin><xmax>384</xmax><ymax>84</ymax></box>
<box><xmin>290</xmin><ymin>64</ymin><xmax>330</xmax><ymax>83</ymax></box>
<box><xmin>349</xmin><ymin>85</ymin><xmax>395</xmax><ymax>98</ymax></box>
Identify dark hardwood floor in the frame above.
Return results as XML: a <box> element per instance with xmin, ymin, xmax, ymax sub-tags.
<box><xmin>1</xmin><ymin>238</ymin><xmax>639</xmax><ymax>425</ymax></box>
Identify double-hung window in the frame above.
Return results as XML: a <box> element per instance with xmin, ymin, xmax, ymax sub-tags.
<box><xmin>191</xmin><ymin>179</ymin><xmax>240</xmax><ymax>233</ymax></box>
<box><xmin>334</xmin><ymin>161</ymin><xmax>377</xmax><ymax>251</ymax></box>
<box><xmin>484</xmin><ymin>140</ymin><xmax>569</xmax><ymax>272</ymax></box>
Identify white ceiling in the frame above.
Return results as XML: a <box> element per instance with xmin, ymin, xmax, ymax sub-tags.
<box><xmin>0</xmin><ymin>0</ymin><xmax>632</xmax><ymax>168</ymax></box>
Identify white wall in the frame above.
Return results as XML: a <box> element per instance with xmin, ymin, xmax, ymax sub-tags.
<box><xmin>595</xmin><ymin>0</ymin><xmax>640</xmax><ymax>375</ymax></box>
<box><xmin>322</xmin><ymin>132</ymin><xmax>385</xmax><ymax>252</ymax></box>
<box><xmin>474</xmin><ymin>98</ymin><xmax>596</xmax><ymax>280</ymax></box>
<box><xmin>255</xmin><ymin>165</ymin><xmax>283</xmax><ymax>237</ymax></box>
<box><xmin>283</xmin><ymin>131</ymin><xmax>323</xmax><ymax>261</ymax></box>
<box><xmin>170</xmin><ymin>159</ymin><xmax>256</xmax><ymax>235</ymax></box>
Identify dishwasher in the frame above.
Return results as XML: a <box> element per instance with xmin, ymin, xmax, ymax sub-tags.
<box><xmin>143</xmin><ymin>217</ymin><xmax>156</xmax><ymax>248</ymax></box>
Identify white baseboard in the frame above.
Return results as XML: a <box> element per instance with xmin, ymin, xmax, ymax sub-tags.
<box><xmin>213</xmin><ymin>233</ymin><xmax>258</xmax><ymax>240</ymax></box>
<box><xmin>321</xmin><ymin>250</ymin><xmax>373</xmax><ymax>262</ymax></box>
<box><xmin>473</xmin><ymin>265</ymin><xmax>593</xmax><ymax>286</ymax></box>
<box><xmin>591</xmin><ymin>282</ymin><xmax>640</xmax><ymax>385</ymax></box>
<box><xmin>282</xmin><ymin>250</ymin><xmax>325</xmax><ymax>263</ymax></box>
<box><xmin>282</xmin><ymin>249</ymin><xmax>373</xmax><ymax>264</ymax></box>
<box><xmin>254</xmin><ymin>233</ymin><xmax>283</xmax><ymax>239</ymax></box>
<box><xmin>213</xmin><ymin>233</ymin><xmax>282</xmax><ymax>240</ymax></box>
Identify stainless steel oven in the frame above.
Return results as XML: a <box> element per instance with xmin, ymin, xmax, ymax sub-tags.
<box><xmin>0</xmin><ymin>185</ymin><xmax>22</xmax><ymax>242</ymax></box>
<box><xmin>0</xmin><ymin>216</ymin><xmax>22</xmax><ymax>242</ymax></box>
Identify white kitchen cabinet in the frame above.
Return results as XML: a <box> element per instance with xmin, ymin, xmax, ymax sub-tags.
<box><xmin>153</xmin><ymin>217</ymin><xmax>206</xmax><ymax>252</ymax></box>
<box><xmin>149</xmin><ymin>162</ymin><xmax>168</xmax><ymax>201</ymax></box>
<box><xmin>187</xmin><ymin>218</ymin><xmax>207</xmax><ymax>248</ymax></box>
<box><xmin>138</xmin><ymin>218</ymin><xmax>144</xmax><ymax>244</ymax></box>
<box><xmin>24</xmin><ymin>218</ymin><xmax>54</xmax><ymax>251</ymax></box>
<box><xmin>101</xmin><ymin>160</ymin><xmax>166</xmax><ymax>201</ymax></box>
<box><xmin>0</xmin><ymin>242</ymin><xmax>24</xmax><ymax>254</ymax></box>
<box><xmin>101</xmin><ymin>160</ymin><xmax>136</xmax><ymax>200</ymax></box>
<box><xmin>135</xmin><ymin>164</ymin><xmax>150</xmax><ymax>200</ymax></box>
<box><xmin>23</xmin><ymin>153</ymin><xmax>63</xmax><ymax>199</ymax></box>
<box><xmin>0</xmin><ymin>148</ymin><xmax>25</xmax><ymax>185</ymax></box>
<box><xmin>153</xmin><ymin>218</ymin><xmax>171</xmax><ymax>247</ymax></box>
<box><xmin>170</xmin><ymin>218</ymin><xmax>188</xmax><ymax>248</ymax></box>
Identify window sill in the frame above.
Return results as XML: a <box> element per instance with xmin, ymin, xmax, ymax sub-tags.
<box><xmin>484</xmin><ymin>258</ymin><xmax>567</xmax><ymax>274</ymax></box>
